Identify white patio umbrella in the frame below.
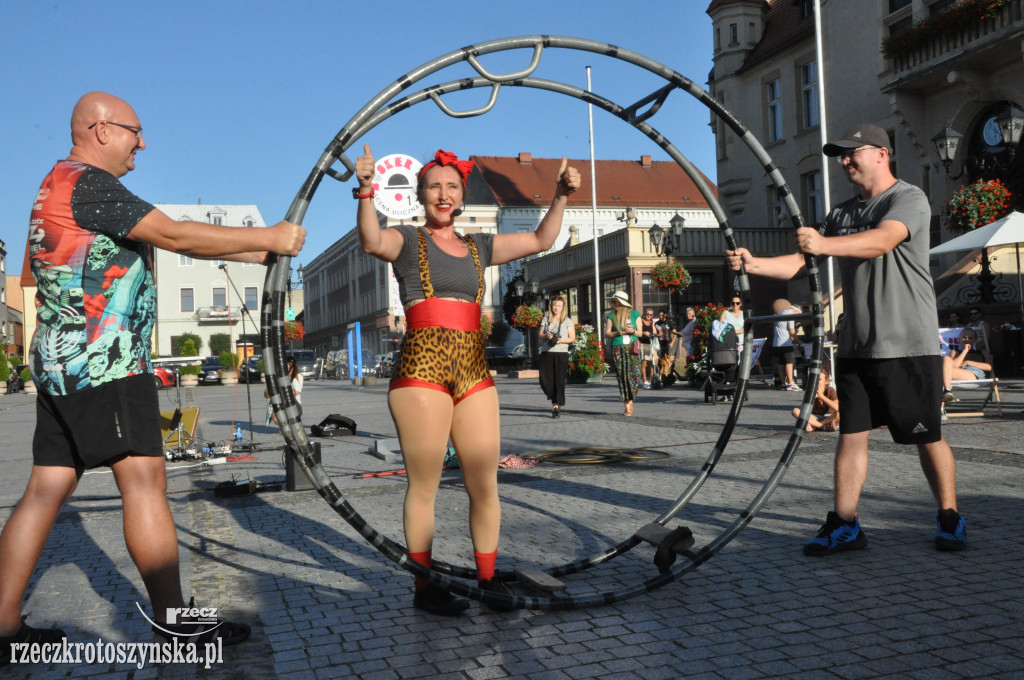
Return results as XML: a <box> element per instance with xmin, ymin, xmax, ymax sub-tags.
<box><xmin>930</xmin><ymin>211</ymin><xmax>1024</xmax><ymax>324</ymax></box>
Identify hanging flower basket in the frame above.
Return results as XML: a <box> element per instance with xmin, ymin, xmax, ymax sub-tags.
<box><xmin>480</xmin><ymin>315</ymin><xmax>492</xmax><ymax>338</ymax></box>
<box><xmin>650</xmin><ymin>261</ymin><xmax>692</xmax><ymax>294</ymax></box>
<box><xmin>284</xmin><ymin>321</ymin><xmax>305</xmax><ymax>342</ymax></box>
<box><xmin>942</xmin><ymin>178</ymin><xmax>1013</xmax><ymax>234</ymax></box>
<box><xmin>511</xmin><ymin>304</ymin><xmax>543</xmax><ymax>331</ymax></box>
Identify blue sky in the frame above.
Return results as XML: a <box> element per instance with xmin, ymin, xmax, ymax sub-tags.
<box><xmin>1</xmin><ymin>1</ymin><xmax>716</xmax><ymax>274</ymax></box>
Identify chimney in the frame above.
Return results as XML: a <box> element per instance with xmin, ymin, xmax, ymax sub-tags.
<box><xmin>641</xmin><ymin>155</ymin><xmax>652</xmax><ymax>168</ymax></box>
<box><xmin>518</xmin><ymin>152</ymin><xmax>532</xmax><ymax>165</ymax></box>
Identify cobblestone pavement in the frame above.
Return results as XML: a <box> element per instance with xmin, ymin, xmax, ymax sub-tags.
<box><xmin>1</xmin><ymin>372</ymin><xmax>1022</xmax><ymax>679</ymax></box>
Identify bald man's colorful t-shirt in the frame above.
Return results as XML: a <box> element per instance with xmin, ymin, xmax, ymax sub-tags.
<box><xmin>28</xmin><ymin>160</ymin><xmax>157</xmax><ymax>395</ymax></box>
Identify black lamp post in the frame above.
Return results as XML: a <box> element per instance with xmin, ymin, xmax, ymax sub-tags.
<box><xmin>648</xmin><ymin>213</ymin><xmax>686</xmax><ymax>330</ymax></box>
<box><xmin>933</xmin><ymin>104</ymin><xmax>1024</xmax><ymax>303</ymax></box>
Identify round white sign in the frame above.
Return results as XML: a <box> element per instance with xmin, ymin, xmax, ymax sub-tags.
<box><xmin>370</xmin><ymin>153</ymin><xmax>423</xmax><ymax>219</ymax></box>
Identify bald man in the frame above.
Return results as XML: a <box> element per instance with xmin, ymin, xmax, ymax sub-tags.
<box><xmin>0</xmin><ymin>92</ymin><xmax>304</xmax><ymax>663</ymax></box>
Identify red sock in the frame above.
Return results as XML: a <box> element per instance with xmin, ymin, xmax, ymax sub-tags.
<box><xmin>474</xmin><ymin>550</ymin><xmax>497</xmax><ymax>583</ymax></box>
<box><xmin>409</xmin><ymin>550</ymin><xmax>431</xmax><ymax>592</ymax></box>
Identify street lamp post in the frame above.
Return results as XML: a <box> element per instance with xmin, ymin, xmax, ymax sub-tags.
<box><xmin>648</xmin><ymin>213</ymin><xmax>686</xmax><ymax>331</ymax></box>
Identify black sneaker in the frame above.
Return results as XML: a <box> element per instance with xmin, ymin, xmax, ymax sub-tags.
<box><xmin>478</xmin><ymin>578</ymin><xmax>515</xmax><ymax>612</ymax></box>
<box><xmin>0</xmin><ymin>620</ymin><xmax>67</xmax><ymax>666</ymax></box>
<box><xmin>803</xmin><ymin>511</ymin><xmax>868</xmax><ymax>556</ymax></box>
<box><xmin>942</xmin><ymin>389</ymin><xmax>959</xmax><ymax>405</ymax></box>
<box><xmin>935</xmin><ymin>508</ymin><xmax>967</xmax><ymax>551</ymax></box>
<box><xmin>413</xmin><ymin>584</ymin><xmax>469</xmax><ymax>617</ymax></box>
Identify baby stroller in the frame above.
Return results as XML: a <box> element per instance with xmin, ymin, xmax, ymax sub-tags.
<box><xmin>701</xmin><ymin>321</ymin><xmax>739</xmax><ymax>404</ymax></box>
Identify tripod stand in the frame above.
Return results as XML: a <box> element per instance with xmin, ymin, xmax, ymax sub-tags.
<box><xmin>163</xmin><ymin>367</ymin><xmax>198</xmax><ymax>459</ymax></box>
<box><xmin>220</xmin><ymin>263</ymin><xmax>261</xmax><ymax>453</ymax></box>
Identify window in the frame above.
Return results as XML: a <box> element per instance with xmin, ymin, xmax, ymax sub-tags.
<box><xmin>929</xmin><ymin>0</ymin><xmax>957</xmax><ymax>15</ymax></box>
<box><xmin>213</xmin><ymin>287</ymin><xmax>227</xmax><ymax>307</ymax></box>
<box><xmin>180</xmin><ymin>288</ymin><xmax>194</xmax><ymax>312</ymax></box>
<box><xmin>642</xmin><ymin>274</ymin><xmax>669</xmax><ymax>307</ymax></box>
<box><xmin>888</xmin><ymin>15</ymin><xmax>913</xmax><ymax>37</ymax></box>
<box><xmin>729</xmin><ymin>23</ymin><xmax>738</xmax><ymax>45</ymax></box>
<box><xmin>800</xmin><ymin>61</ymin><xmax>819</xmax><ymax>130</ymax></box>
<box><xmin>179</xmin><ymin>254</ymin><xmax>193</xmax><ymax>266</ymax></box>
<box><xmin>769</xmin><ymin>186</ymin><xmax>787</xmax><ymax>229</ymax></box>
<box><xmin>677</xmin><ymin>273</ymin><xmax>714</xmax><ymax>308</ymax></box>
<box><xmin>212</xmin><ymin>216</ymin><xmax>223</xmax><ymax>225</ymax></box>
<box><xmin>766</xmin><ymin>79</ymin><xmax>783</xmax><ymax>143</ymax></box>
<box><xmin>888</xmin><ymin>0</ymin><xmax>911</xmax><ymax>12</ymax></box>
<box><xmin>602</xmin><ymin>277</ymin><xmax>626</xmax><ymax>309</ymax></box>
<box><xmin>244</xmin><ymin>286</ymin><xmax>259</xmax><ymax>312</ymax></box>
<box><xmin>211</xmin><ymin>259</ymin><xmax>226</xmax><ymax>267</ymax></box>
<box><xmin>802</xmin><ymin>171</ymin><xmax>823</xmax><ymax>225</ymax></box>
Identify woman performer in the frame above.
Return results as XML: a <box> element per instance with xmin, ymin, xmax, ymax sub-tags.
<box><xmin>355</xmin><ymin>145</ymin><xmax>580</xmax><ymax>615</ymax></box>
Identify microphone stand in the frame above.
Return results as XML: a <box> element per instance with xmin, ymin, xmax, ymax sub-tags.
<box><xmin>219</xmin><ymin>263</ymin><xmax>260</xmax><ymax>453</ymax></box>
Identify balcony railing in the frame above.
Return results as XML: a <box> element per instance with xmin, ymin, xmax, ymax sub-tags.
<box><xmin>196</xmin><ymin>305</ymin><xmax>241</xmax><ymax>322</ymax></box>
<box><xmin>886</xmin><ymin>0</ymin><xmax>1023</xmax><ymax>82</ymax></box>
<box><xmin>525</xmin><ymin>227</ymin><xmax>796</xmax><ymax>281</ymax></box>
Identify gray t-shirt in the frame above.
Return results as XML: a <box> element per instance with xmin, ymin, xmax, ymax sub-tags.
<box><xmin>390</xmin><ymin>224</ymin><xmax>495</xmax><ymax>304</ymax></box>
<box><xmin>822</xmin><ymin>179</ymin><xmax>938</xmax><ymax>359</ymax></box>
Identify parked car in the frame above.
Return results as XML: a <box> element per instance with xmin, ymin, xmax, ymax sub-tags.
<box><xmin>486</xmin><ymin>345</ymin><xmax>527</xmax><ymax>373</ymax></box>
<box><xmin>240</xmin><ymin>355</ymin><xmax>263</xmax><ymax>383</ymax></box>
<box><xmin>198</xmin><ymin>356</ymin><xmax>223</xmax><ymax>385</ymax></box>
<box><xmin>291</xmin><ymin>349</ymin><xmax>318</xmax><ymax>379</ymax></box>
<box><xmin>152</xmin><ymin>366</ymin><xmax>177</xmax><ymax>389</ymax></box>
<box><xmin>323</xmin><ymin>349</ymin><xmax>378</xmax><ymax>378</ymax></box>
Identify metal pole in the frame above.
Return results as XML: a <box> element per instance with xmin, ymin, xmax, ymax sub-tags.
<box><xmin>814</xmin><ymin>0</ymin><xmax>837</xmax><ymax>373</ymax></box>
<box><xmin>587</xmin><ymin>66</ymin><xmax>602</xmax><ymax>335</ymax></box>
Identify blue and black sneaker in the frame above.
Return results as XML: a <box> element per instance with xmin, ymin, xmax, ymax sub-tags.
<box><xmin>935</xmin><ymin>508</ymin><xmax>967</xmax><ymax>551</ymax></box>
<box><xmin>803</xmin><ymin>511</ymin><xmax>868</xmax><ymax>556</ymax></box>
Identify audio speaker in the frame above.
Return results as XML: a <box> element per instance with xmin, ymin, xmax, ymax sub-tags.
<box><xmin>285</xmin><ymin>442</ymin><xmax>321</xmax><ymax>492</ymax></box>
<box><xmin>311</xmin><ymin>414</ymin><xmax>356</xmax><ymax>438</ymax></box>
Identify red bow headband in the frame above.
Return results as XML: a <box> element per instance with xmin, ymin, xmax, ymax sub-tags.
<box><xmin>418</xmin><ymin>149</ymin><xmax>475</xmax><ymax>184</ymax></box>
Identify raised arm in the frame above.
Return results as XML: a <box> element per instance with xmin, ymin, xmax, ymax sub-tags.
<box><xmin>490</xmin><ymin>157</ymin><xmax>581</xmax><ymax>265</ymax></box>
<box><xmin>726</xmin><ymin>247</ymin><xmax>806</xmax><ymax>280</ymax></box>
<box><xmin>355</xmin><ymin>144</ymin><xmax>404</xmax><ymax>262</ymax></box>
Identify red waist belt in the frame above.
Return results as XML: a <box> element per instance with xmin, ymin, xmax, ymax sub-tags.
<box><xmin>405</xmin><ymin>298</ymin><xmax>481</xmax><ymax>332</ymax></box>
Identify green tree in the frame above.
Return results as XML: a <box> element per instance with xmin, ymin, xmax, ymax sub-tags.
<box><xmin>175</xmin><ymin>333</ymin><xmax>203</xmax><ymax>357</ymax></box>
<box><xmin>0</xmin><ymin>358</ymin><xmax>9</xmax><ymax>384</ymax></box>
<box><xmin>218</xmin><ymin>351</ymin><xmax>238</xmax><ymax>370</ymax></box>
<box><xmin>209</xmin><ymin>333</ymin><xmax>231</xmax><ymax>356</ymax></box>
<box><xmin>179</xmin><ymin>339</ymin><xmax>202</xmax><ymax>376</ymax></box>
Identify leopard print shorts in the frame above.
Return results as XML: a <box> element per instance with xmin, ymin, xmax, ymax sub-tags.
<box><xmin>390</xmin><ymin>326</ymin><xmax>494</xmax><ymax>403</ymax></box>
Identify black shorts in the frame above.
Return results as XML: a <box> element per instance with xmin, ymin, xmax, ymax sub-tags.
<box><xmin>773</xmin><ymin>345</ymin><xmax>796</xmax><ymax>365</ymax></box>
<box><xmin>836</xmin><ymin>356</ymin><xmax>942</xmax><ymax>445</ymax></box>
<box><xmin>34</xmin><ymin>373</ymin><xmax>164</xmax><ymax>470</ymax></box>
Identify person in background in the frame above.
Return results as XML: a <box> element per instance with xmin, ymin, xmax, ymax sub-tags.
<box><xmin>941</xmin><ymin>328</ymin><xmax>992</xmax><ymax>406</ymax></box>
<box><xmin>727</xmin><ymin>122</ymin><xmax>966</xmax><ymax>556</ymax></box>
<box><xmin>0</xmin><ymin>92</ymin><xmax>304</xmax><ymax>662</ymax></box>
<box><xmin>356</xmin><ymin>145</ymin><xmax>580</xmax><ymax>615</ymax></box>
<box><xmin>638</xmin><ymin>308</ymin><xmax>657</xmax><ymax>388</ymax></box>
<box><xmin>946</xmin><ymin>310</ymin><xmax>962</xmax><ymax>329</ymax></box>
<box><xmin>792</xmin><ymin>369</ymin><xmax>840</xmax><ymax>432</ymax></box>
<box><xmin>679</xmin><ymin>306</ymin><xmax>697</xmax><ymax>358</ymax></box>
<box><xmin>605</xmin><ymin>291</ymin><xmax>642</xmax><ymax>416</ymax></box>
<box><xmin>966</xmin><ymin>307</ymin><xmax>993</xmax><ymax>364</ymax></box>
<box><xmin>722</xmin><ymin>295</ymin><xmax>745</xmax><ymax>352</ymax></box>
<box><xmin>772</xmin><ymin>298</ymin><xmax>802</xmax><ymax>391</ymax></box>
<box><xmin>537</xmin><ymin>295</ymin><xmax>575</xmax><ymax>418</ymax></box>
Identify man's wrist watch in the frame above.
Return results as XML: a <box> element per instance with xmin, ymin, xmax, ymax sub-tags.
<box><xmin>352</xmin><ymin>187</ymin><xmax>375</xmax><ymax>200</ymax></box>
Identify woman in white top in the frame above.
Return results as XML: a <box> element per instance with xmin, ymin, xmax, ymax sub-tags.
<box><xmin>537</xmin><ymin>296</ymin><xmax>576</xmax><ymax>418</ymax></box>
<box><xmin>722</xmin><ymin>295</ymin><xmax>745</xmax><ymax>352</ymax></box>
<box><xmin>266</xmin><ymin>356</ymin><xmax>303</xmax><ymax>423</ymax></box>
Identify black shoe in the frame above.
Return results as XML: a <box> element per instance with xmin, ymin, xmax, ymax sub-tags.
<box><xmin>551</xmin><ymin>407</ymin><xmax>560</xmax><ymax>419</ymax></box>
<box><xmin>478</xmin><ymin>578</ymin><xmax>515</xmax><ymax>612</ymax></box>
<box><xmin>413</xmin><ymin>584</ymin><xmax>469</xmax><ymax>617</ymax></box>
<box><xmin>0</xmin><ymin>619</ymin><xmax>67</xmax><ymax>666</ymax></box>
<box><xmin>803</xmin><ymin>511</ymin><xmax>867</xmax><ymax>556</ymax></box>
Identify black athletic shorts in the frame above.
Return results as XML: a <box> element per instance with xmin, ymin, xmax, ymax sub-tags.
<box><xmin>773</xmin><ymin>345</ymin><xmax>796</xmax><ymax>365</ymax></box>
<box><xmin>835</xmin><ymin>356</ymin><xmax>942</xmax><ymax>445</ymax></box>
<box><xmin>33</xmin><ymin>373</ymin><xmax>164</xmax><ymax>470</ymax></box>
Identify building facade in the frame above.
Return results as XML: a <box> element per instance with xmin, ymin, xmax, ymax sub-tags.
<box><xmin>151</xmin><ymin>203</ymin><xmax>270</xmax><ymax>357</ymax></box>
<box><xmin>706</xmin><ymin>0</ymin><xmax>1024</xmax><ymax>332</ymax></box>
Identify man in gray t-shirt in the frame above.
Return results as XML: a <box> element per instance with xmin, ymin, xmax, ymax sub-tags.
<box><xmin>726</xmin><ymin>123</ymin><xmax>966</xmax><ymax>556</ymax></box>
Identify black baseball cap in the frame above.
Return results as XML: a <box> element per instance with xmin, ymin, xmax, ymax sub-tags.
<box><xmin>823</xmin><ymin>124</ymin><xmax>892</xmax><ymax>157</ymax></box>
